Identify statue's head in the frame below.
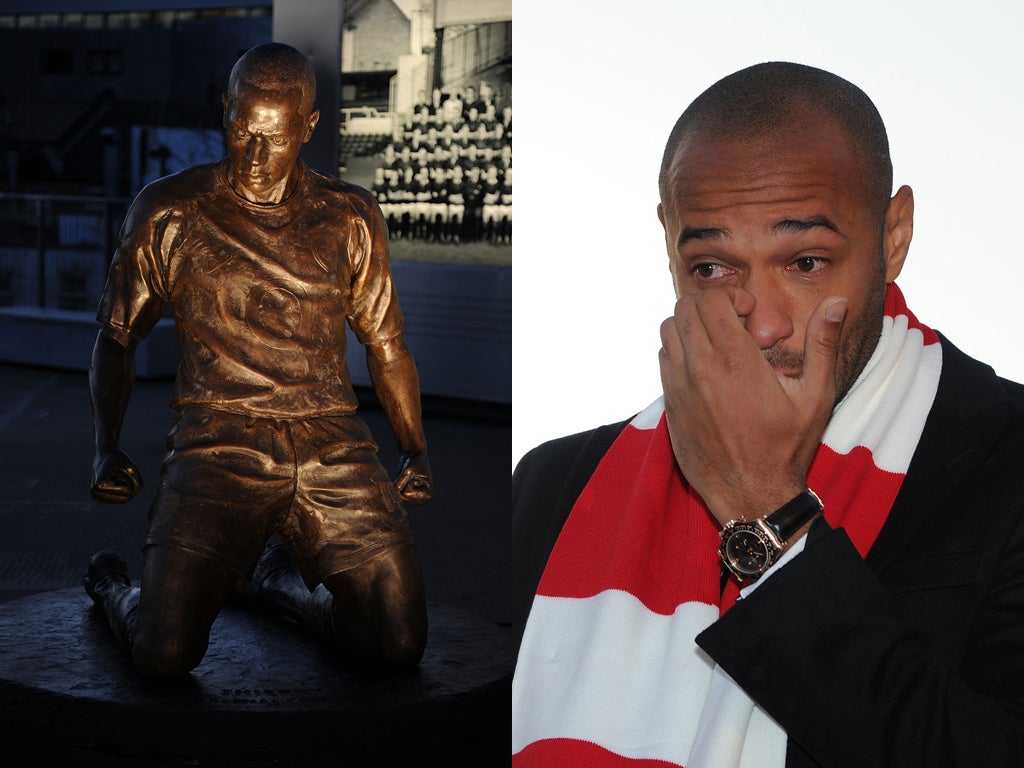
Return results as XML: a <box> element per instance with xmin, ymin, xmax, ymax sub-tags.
<box><xmin>221</xmin><ymin>43</ymin><xmax>320</xmax><ymax>204</ymax></box>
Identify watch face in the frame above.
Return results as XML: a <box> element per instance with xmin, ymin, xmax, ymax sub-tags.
<box><xmin>724</xmin><ymin>529</ymin><xmax>770</xmax><ymax>575</ymax></box>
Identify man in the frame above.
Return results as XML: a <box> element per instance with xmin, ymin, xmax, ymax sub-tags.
<box><xmin>512</xmin><ymin>62</ymin><xmax>1024</xmax><ymax>766</ymax></box>
<box><xmin>85</xmin><ymin>42</ymin><xmax>434</xmax><ymax>679</ymax></box>
<box><xmin>444</xmin><ymin>163</ymin><xmax>467</xmax><ymax>245</ymax></box>
<box><xmin>479</xmin><ymin>163</ymin><xmax>502</xmax><ymax>244</ymax></box>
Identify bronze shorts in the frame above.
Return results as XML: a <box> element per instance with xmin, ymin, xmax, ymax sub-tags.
<box><xmin>145</xmin><ymin>407</ymin><xmax>413</xmax><ymax>588</ymax></box>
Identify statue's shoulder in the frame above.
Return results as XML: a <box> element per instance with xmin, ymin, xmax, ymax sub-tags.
<box><xmin>304</xmin><ymin>165</ymin><xmax>378</xmax><ymax>214</ymax></box>
<box><xmin>129</xmin><ymin>161</ymin><xmax>224</xmax><ymax>216</ymax></box>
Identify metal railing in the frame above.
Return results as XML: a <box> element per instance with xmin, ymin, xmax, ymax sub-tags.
<box><xmin>0</xmin><ymin>193</ymin><xmax>129</xmax><ymax>311</ymax></box>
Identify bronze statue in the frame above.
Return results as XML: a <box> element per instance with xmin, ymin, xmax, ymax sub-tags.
<box><xmin>84</xmin><ymin>42</ymin><xmax>434</xmax><ymax>679</ymax></box>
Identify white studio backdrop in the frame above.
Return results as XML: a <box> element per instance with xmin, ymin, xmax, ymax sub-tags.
<box><xmin>512</xmin><ymin>0</ymin><xmax>1024</xmax><ymax>468</ymax></box>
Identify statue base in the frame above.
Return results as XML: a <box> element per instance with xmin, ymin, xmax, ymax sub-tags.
<box><xmin>0</xmin><ymin>588</ymin><xmax>512</xmax><ymax>766</ymax></box>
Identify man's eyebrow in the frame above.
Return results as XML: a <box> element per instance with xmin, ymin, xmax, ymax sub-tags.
<box><xmin>677</xmin><ymin>215</ymin><xmax>846</xmax><ymax>248</ymax></box>
<box><xmin>229</xmin><ymin>125</ymin><xmax>286</xmax><ymax>138</ymax></box>
<box><xmin>773</xmin><ymin>215</ymin><xmax>846</xmax><ymax>238</ymax></box>
<box><xmin>678</xmin><ymin>226</ymin><xmax>727</xmax><ymax>247</ymax></box>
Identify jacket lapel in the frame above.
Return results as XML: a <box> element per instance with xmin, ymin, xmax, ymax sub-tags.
<box><xmin>866</xmin><ymin>333</ymin><xmax>1018</xmax><ymax>571</ymax></box>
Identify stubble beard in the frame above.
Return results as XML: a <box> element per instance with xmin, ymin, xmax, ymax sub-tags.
<box><xmin>762</xmin><ymin>269</ymin><xmax>887</xmax><ymax>409</ymax></box>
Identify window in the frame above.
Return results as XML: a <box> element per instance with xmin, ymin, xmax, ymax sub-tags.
<box><xmin>87</xmin><ymin>49</ymin><xmax>123</xmax><ymax>76</ymax></box>
<box><xmin>41</xmin><ymin>48</ymin><xmax>73</xmax><ymax>75</ymax></box>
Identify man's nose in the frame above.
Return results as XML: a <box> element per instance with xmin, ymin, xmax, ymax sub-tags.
<box><xmin>246</xmin><ymin>136</ymin><xmax>268</xmax><ymax>166</ymax></box>
<box><xmin>740</xmin><ymin>276</ymin><xmax>794</xmax><ymax>350</ymax></box>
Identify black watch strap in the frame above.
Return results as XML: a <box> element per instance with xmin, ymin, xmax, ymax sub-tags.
<box><xmin>763</xmin><ymin>489</ymin><xmax>824</xmax><ymax>543</ymax></box>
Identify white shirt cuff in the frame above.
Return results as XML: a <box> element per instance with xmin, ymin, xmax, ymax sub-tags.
<box><xmin>738</xmin><ymin>533</ymin><xmax>808</xmax><ymax>599</ymax></box>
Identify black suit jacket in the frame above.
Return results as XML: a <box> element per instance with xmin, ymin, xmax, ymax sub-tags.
<box><xmin>513</xmin><ymin>334</ymin><xmax>1024</xmax><ymax>766</ymax></box>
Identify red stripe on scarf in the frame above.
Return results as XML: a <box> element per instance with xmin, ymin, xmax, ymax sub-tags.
<box><xmin>811</xmin><ymin>444</ymin><xmax>905</xmax><ymax>556</ymax></box>
<box><xmin>537</xmin><ymin>424</ymin><xmax>907</xmax><ymax>616</ymax></box>
<box><xmin>886</xmin><ymin>283</ymin><xmax>938</xmax><ymax>344</ymax></box>
<box><xmin>515</xmin><ymin>737</ymin><xmax>683</xmax><ymax>768</ymax></box>
<box><xmin>536</xmin><ymin>412</ymin><xmax>722</xmax><ymax>614</ymax></box>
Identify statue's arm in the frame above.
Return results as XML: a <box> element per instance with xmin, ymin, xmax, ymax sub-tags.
<box><xmin>364</xmin><ymin>335</ymin><xmax>434</xmax><ymax>505</ymax></box>
<box><xmin>89</xmin><ymin>328</ymin><xmax>143</xmax><ymax>503</ymax></box>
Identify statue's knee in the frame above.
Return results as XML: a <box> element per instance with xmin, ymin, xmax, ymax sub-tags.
<box><xmin>131</xmin><ymin>633</ymin><xmax>203</xmax><ymax>679</ymax></box>
<box><xmin>379</xmin><ymin>618</ymin><xmax>427</xmax><ymax>666</ymax></box>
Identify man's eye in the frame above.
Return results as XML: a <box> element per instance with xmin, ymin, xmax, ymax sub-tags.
<box><xmin>791</xmin><ymin>256</ymin><xmax>826</xmax><ymax>273</ymax></box>
<box><xmin>692</xmin><ymin>263</ymin><xmax>729</xmax><ymax>279</ymax></box>
<box><xmin>270</xmin><ymin>136</ymin><xmax>287</xmax><ymax>146</ymax></box>
<box><xmin>234</xmin><ymin>129</ymin><xmax>248</xmax><ymax>139</ymax></box>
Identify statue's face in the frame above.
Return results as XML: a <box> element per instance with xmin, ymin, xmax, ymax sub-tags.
<box><xmin>222</xmin><ymin>83</ymin><xmax>318</xmax><ymax>204</ymax></box>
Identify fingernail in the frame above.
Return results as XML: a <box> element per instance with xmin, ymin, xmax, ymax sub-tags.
<box><xmin>826</xmin><ymin>298</ymin><xmax>848</xmax><ymax>322</ymax></box>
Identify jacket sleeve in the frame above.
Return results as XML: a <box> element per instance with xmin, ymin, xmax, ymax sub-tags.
<box><xmin>697</xmin><ymin>519</ymin><xmax>1024</xmax><ymax>767</ymax></box>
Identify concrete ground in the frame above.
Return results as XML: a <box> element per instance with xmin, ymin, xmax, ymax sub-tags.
<box><xmin>0</xmin><ymin>361</ymin><xmax>511</xmax><ymax>636</ymax></box>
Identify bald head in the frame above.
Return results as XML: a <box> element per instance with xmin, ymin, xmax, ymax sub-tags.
<box><xmin>659</xmin><ymin>62</ymin><xmax>892</xmax><ymax>221</ymax></box>
<box><xmin>227</xmin><ymin>42</ymin><xmax>317</xmax><ymax>116</ymax></box>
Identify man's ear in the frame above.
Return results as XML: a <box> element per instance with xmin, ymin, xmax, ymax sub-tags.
<box><xmin>221</xmin><ymin>94</ymin><xmax>230</xmax><ymax>127</ymax></box>
<box><xmin>304</xmin><ymin>110</ymin><xmax>320</xmax><ymax>143</ymax></box>
<box><xmin>883</xmin><ymin>185</ymin><xmax>914</xmax><ymax>282</ymax></box>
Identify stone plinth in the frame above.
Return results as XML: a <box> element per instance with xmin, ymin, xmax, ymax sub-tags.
<box><xmin>0</xmin><ymin>589</ymin><xmax>513</xmax><ymax>767</ymax></box>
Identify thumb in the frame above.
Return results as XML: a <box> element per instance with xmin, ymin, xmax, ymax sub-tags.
<box><xmin>801</xmin><ymin>295</ymin><xmax>848</xmax><ymax>396</ymax></box>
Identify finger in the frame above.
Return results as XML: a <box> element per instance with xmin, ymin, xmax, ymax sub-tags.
<box><xmin>123</xmin><ymin>466</ymin><xmax>143</xmax><ymax>494</ymax></box>
<box><xmin>693</xmin><ymin>286</ymin><xmax>755</xmax><ymax>352</ymax></box>
<box><xmin>107</xmin><ymin>468</ymin><xmax>142</xmax><ymax>499</ymax></box>
<box><xmin>800</xmin><ymin>295</ymin><xmax>848</xmax><ymax>394</ymax></box>
<box><xmin>395</xmin><ymin>468</ymin><xmax>423</xmax><ymax>493</ymax></box>
<box><xmin>398</xmin><ymin>478</ymin><xmax>434</xmax><ymax>504</ymax></box>
<box><xmin>659</xmin><ymin>313</ymin><xmax>690</xmax><ymax>402</ymax></box>
<box><xmin>730</xmin><ymin>286</ymin><xmax>756</xmax><ymax>319</ymax></box>
<box><xmin>401</xmin><ymin>493</ymin><xmax>426</xmax><ymax>505</ymax></box>
<box><xmin>91</xmin><ymin>483</ymin><xmax>132</xmax><ymax>504</ymax></box>
<box><xmin>660</xmin><ymin>292</ymin><xmax>709</xmax><ymax>363</ymax></box>
<box><xmin>106</xmin><ymin>467</ymin><xmax>142</xmax><ymax>496</ymax></box>
<box><xmin>659</xmin><ymin>313</ymin><xmax>683</xmax><ymax>360</ymax></box>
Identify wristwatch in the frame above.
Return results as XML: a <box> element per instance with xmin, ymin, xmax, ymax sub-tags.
<box><xmin>718</xmin><ymin>489</ymin><xmax>824</xmax><ymax>582</ymax></box>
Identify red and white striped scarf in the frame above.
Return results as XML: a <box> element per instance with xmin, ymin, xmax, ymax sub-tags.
<box><xmin>513</xmin><ymin>284</ymin><xmax>942</xmax><ymax>768</ymax></box>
